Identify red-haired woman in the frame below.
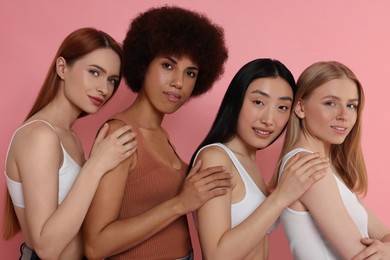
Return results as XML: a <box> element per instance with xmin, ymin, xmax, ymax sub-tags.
<box><xmin>3</xmin><ymin>27</ymin><xmax>137</xmax><ymax>259</ymax></box>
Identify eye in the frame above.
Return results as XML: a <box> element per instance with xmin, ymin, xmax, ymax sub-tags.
<box><xmin>253</xmin><ymin>100</ymin><xmax>264</xmax><ymax>105</ymax></box>
<box><xmin>278</xmin><ymin>105</ymin><xmax>290</xmax><ymax>111</ymax></box>
<box><xmin>186</xmin><ymin>70</ymin><xmax>197</xmax><ymax>78</ymax></box>
<box><xmin>324</xmin><ymin>101</ymin><xmax>335</xmax><ymax>106</ymax></box>
<box><xmin>347</xmin><ymin>103</ymin><xmax>358</xmax><ymax>110</ymax></box>
<box><xmin>89</xmin><ymin>69</ymin><xmax>100</xmax><ymax>77</ymax></box>
<box><xmin>162</xmin><ymin>62</ymin><xmax>173</xmax><ymax>70</ymax></box>
<box><xmin>108</xmin><ymin>78</ymin><xmax>119</xmax><ymax>87</ymax></box>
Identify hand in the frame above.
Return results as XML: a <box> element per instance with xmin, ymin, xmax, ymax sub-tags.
<box><xmin>274</xmin><ymin>152</ymin><xmax>329</xmax><ymax>207</ymax></box>
<box><xmin>352</xmin><ymin>238</ymin><xmax>390</xmax><ymax>260</ymax></box>
<box><xmin>177</xmin><ymin>160</ymin><xmax>232</xmax><ymax>214</ymax></box>
<box><xmin>89</xmin><ymin>123</ymin><xmax>137</xmax><ymax>174</ymax></box>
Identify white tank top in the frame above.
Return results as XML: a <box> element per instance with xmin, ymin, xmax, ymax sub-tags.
<box><xmin>279</xmin><ymin>148</ymin><xmax>368</xmax><ymax>259</ymax></box>
<box><xmin>5</xmin><ymin>120</ymin><xmax>81</xmax><ymax>208</ymax></box>
<box><xmin>194</xmin><ymin>143</ymin><xmax>278</xmax><ymax>231</ymax></box>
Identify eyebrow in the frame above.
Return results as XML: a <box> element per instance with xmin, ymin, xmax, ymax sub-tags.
<box><xmin>90</xmin><ymin>64</ymin><xmax>119</xmax><ymax>78</ymax></box>
<box><xmin>322</xmin><ymin>95</ymin><xmax>359</xmax><ymax>102</ymax></box>
<box><xmin>90</xmin><ymin>64</ymin><xmax>106</xmax><ymax>73</ymax></box>
<box><xmin>250</xmin><ymin>89</ymin><xmax>293</xmax><ymax>102</ymax></box>
<box><xmin>164</xmin><ymin>56</ymin><xmax>199</xmax><ymax>71</ymax></box>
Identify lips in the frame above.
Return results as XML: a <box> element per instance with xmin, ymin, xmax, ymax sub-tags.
<box><xmin>164</xmin><ymin>91</ymin><xmax>181</xmax><ymax>102</ymax></box>
<box><xmin>253</xmin><ymin>127</ymin><xmax>273</xmax><ymax>137</ymax></box>
<box><xmin>331</xmin><ymin>125</ymin><xmax>349</xmax><ymax>135</ymax></box>
<box><xmin>89</xmin><ymin>96</ymin><xmax>104</xmax><ymax>106</ymax></box>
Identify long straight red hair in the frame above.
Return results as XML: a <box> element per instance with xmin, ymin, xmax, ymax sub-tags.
<box><xmin>3</xmin><ymin>27</ymin><xmax>123</xmax><ymax>240</ymax></box>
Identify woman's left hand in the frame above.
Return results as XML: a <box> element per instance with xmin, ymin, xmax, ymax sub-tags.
<box><xmin>352</xmin><ymin>238</ymin><xmax>390</xmax><ymax>260</ymax></box>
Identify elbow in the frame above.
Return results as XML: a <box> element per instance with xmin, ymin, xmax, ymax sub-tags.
<box><xmin>34</xmin><ymin>245</ymin><xmax>61</xmax><ymax>260</ymax></box>
<box><xmin>84</xmin><ymin>239</ymin><xmax>105</xmax><ymax>260</ymax></box>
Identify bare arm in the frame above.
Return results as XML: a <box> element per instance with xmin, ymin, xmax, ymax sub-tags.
<box><xmin>352</xmin><ymin>201</ymin><xmax>390</xmax><ymax>260</ymax></box>
<box><xmin>197</xmin><ymin>148</ymin><xmax>329</xmax><ymax>260</ymax></box>
<box><xmin>298</xmin><ymin>156</ymin><xmax>367</xmax><ymax>259</ymax></box>
<box><xmin>16</xmin><ymin>122</ymin><xmax>135</xmax><ymax>259</ymax></box>
<box><xmin>83</xmin><ymin>121</ymin><xmax>232</xmax><ymax>260</ymax></box>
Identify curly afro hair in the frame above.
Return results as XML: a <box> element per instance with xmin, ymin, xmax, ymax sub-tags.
<box><xmin>122</xmin><ymin>6</ymin><xmax>228</xmax><ymax>97</ymax></box>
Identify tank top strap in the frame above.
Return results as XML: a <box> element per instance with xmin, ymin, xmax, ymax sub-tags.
<box><xmin>279</xmin><ymin>147</ymin><xmax>313</xmax><ymax>181</ymax></box>
<box><xmin>5</xmin><ymin>120</ymin><xmax>58</xmax><ymax>165</ymax></box>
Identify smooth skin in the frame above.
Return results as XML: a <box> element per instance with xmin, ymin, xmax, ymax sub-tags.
<box><xmin>195</xmin><ymin>78</ymin><xmax>329</xmax><ymax>260</ymax></box>
<box><xmin>292</xmin><ymin>78</ymin><xmax>390</xmax><ymax>259</ymax></box>
<box><xmin>83</xmin><ymin>55</ymin><xmax>232</xmax><ymax>259</ymax></box>
<box><xmin>6</xmin><ymin>48</ymin><xmax>137</xmax><ymax>260</ymax></box>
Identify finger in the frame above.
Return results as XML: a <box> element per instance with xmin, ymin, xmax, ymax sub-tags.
<box><xmin>297</xmin><ymin>157</ymin><xmax>329</xmax><ymax>176</ymax></box>
<box><xmin>285</xmin><ymin>153</ymin><xmax>321</xmax><ymax>171</ymax></box>
<box><xmin>187</xmin><ymin>160</ymin><xmax>202</xmax><ymax>177</ymax></box>
<box><xmin>360</xmin><ymin>237</ymin><xmax>374</xmax><ymax>246</ymax></box>
<box><xmin>197</xmin><ymin>165</ymin><xmax>227</xmax><ymax>179</ymax></box>
<box><xmin>302</xmin><ymin>160</ymin><xmax>330</xmax><ymax>179</ymax></box>
<box><xmin>111</xmin><ymin>125</ymin><xmax>132</xmax><ymax>139</ymax></box>
<box><xmin>123</xmin><ymin>140</ymin><xmax>138</xmax><ymax>153</ymax></box>
<box><xmin>119</xmin><ymin>131</ymin><xmax>137</xmax><ymax>144</ymax></box>
<box><xmin>205</xmin><ymin>179</ymin><xmax>232</xmax><ymax>190</ymax></box>
<box><xmin>123</xmin><ymin>146</ymin><xmax>137</xmax><ymax>158</ymax></box>
<box><xmin>202</xmin><ymin>171</ymin><xmax>232</xmax><ymax>185</ymax></box>
<box><xmin>205</xmin><ymin>188</ymin><xmax>229</xmax><ymax>199</ymax></box>
<box><xmin>95</xmin><ymin>123</ymin><xmax>109</xmax><ymax>143</ymax></box>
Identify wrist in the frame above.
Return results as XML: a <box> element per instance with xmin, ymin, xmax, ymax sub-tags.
<box><xmin>171</xmin><ymin>196</ymin><xmax>188</xmax><ymax>216</ymax></box>
<box><xmin>82</xmin><ymin>159</ymin><xmax>106</xmax><ymax>178</ymax></box>
<box><xmin>269</xmin><ymin>188</ymin><xmax>290</xmax><ymax>210</ymax></box>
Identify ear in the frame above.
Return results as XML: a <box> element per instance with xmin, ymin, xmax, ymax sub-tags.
<box><xmin>294</xmin><ymin>100</ymin><xmax>305</xmax><ymax>119</ymax></box>
<box><xmin>56</xmin><ymin>57</ymin><xmax>67</xmax><ymax>79</ymax></box>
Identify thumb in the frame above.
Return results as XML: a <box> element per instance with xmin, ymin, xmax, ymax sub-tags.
<box><xmin>360</xmin><ymin>237</ymin><xmax>374</xmax><ymax>246</ymax></box>
<box><xmin>95</xmin><ymin>123</ymin><xmax>109</xmax><ymax>143</ymax></box>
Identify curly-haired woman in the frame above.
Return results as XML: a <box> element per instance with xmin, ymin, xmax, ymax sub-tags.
<box><xmin>82</xmin><ymin>6</ymin><xmax>230</xmax><ymax>260</ymax></box>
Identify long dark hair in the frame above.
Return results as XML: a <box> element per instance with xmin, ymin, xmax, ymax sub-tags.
<box><xmin>189</xmin><ymin>58</ymin><xmax>296</xmax><ymax>168</ymax></box>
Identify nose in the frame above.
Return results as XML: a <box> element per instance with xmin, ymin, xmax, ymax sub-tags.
<box><xmin>260</xmin><ymin>107</ymin><xmax>274</xmax><ymax>126</ymax></box>
<box><xmin>97</xmin><ymin>82</ymin><xmax>109</xmax><ymax>96</ymax></box>
<box><xmin>336</xmin><ymin>106</ymin><xmax>349</xmax><ymax>121</ymax></box>
<box><xmin>170</xmin><ymin>70</ymin><xmax>183</xmax><ymax>89</ymax></box>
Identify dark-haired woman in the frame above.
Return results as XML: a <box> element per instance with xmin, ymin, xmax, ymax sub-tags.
<box><xmin>190</xmin><ymin>59</ymin><xmax>329</xmax><ymax>259</ymax></box>
<box><xmin>83</xmin><ymin>6</ymin><xmax>231</xmax><ymax>260</ymax></box>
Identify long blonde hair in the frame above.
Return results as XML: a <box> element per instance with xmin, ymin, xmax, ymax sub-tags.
<box><xmin>270</xmin><ymin>61</ymin><xmax>368</xmax><ymax>195</ymax></box>
<box><xmin>3</xmin><ymin>27</ymin><xmax>123</xmax><ymax>240</ymax></box>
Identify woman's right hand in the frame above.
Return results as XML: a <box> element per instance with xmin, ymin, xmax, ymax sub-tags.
<box><xmin>177</xmin><ymin>160</ymin><xmax>232</xmax><ymax>214</ymax></box>
<box><xmin>274</xmin><ymin>152</ymin><xmax>329</xmax><ymax>207</ymax></box>
<box><xmin>88</xmin><ymin>123</ymin><xmax>137</xmax><ymax>175</ymax></box>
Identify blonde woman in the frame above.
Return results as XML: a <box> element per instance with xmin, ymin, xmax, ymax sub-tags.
<box><xmin>271</xmin><ymin>61</ymin><xmax>390</xmax><ymax>259</ymax></box>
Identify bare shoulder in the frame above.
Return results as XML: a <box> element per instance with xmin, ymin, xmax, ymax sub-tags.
<box><xmin>196</xmin><ymin>145</ymin><xmax>233</xmax><ymax>169</ymax></box>
<box><xmin>104</xmin><ymin>119</ymin><xmax>129</xmax><ymax>134</ymax></box>
<box><xmin>13</xmin><ymin>121</ymin><xmax>60</xmax><ymax>151</ymax></box>
<box><xmin>283</xmin><ymin>150</ymin><xmax>312</xmax><ymax>168</ymax></box>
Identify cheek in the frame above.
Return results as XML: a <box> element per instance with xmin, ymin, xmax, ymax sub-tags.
<box><xmin>183</xmin><ymin>81</ymin><xmax>196</xmax><ymax>96</ymax></box>
<box><xmin>274</xmin><ymin>113</ymin><xmax>290</xmax><ymax>131</ymax></box>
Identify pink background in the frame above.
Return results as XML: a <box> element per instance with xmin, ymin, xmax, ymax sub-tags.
<box><xmin>1</xmin><ymin>1</ymin><xmax>389</xmax><ymax>259</ymax></box>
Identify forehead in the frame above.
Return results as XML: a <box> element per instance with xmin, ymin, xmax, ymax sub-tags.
<box><xmin>246</xmin><ymin>77</ymin><xmax>293</xmax><ymax>98</ymax></box>
<box><xmin>73</xmin><ymin>48</ymin><xmax>121</xmax><ymax>71</ymax></box>
<box><xmin>311</xmin><ymin>78</ymin><xmax>359</xmax><ymax>99</ymax></box>
<box><xmin>156</xmin><ymin>54</ymin><xmax>198</xmax><ymax>68</ymax></box>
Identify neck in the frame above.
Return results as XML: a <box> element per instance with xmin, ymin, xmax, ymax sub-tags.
<box><xmin>33</xmin><ymin>97</ymin><xmax>80</xmax><ymax>129</ymax></box>
<box><xmin>296</xmin><ymin>132</ymin><xmax>330</xmax><ymax>157</ymax></box>
<box><xmin>123</xmin><ymin>95</ymin><xmax>165</xmax><ymax>130</ymax></box>
<box><xmin>225</xmin><ymin>136</ymin><xmax>257</xmax><ymax>161</ymax></box>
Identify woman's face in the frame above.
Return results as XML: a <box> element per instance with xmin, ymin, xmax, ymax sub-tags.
<box><xmin>141</xmin><ymin>54</ymin><xmax>198</xmax><ymax>114</ymax></box>
<box><xmin>60</xmin><ymin>48</ymin><xmax>121</xmax><ymax>114</ymax></box>
<box><xmin>298</xmin><ymin>78</ymin><xmax>359</xmax><ymax>146</ymax></box>
<box><xmin>237</xmin><ymin>77</ymin><xmax>293</xmax><ymax>149</ymax></box>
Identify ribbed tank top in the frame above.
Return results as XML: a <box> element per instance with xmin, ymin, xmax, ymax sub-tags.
<box><xmin>108</xmin><ymin>116</ymin><xmax>191</xmax><ymax>260</ymax></box>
